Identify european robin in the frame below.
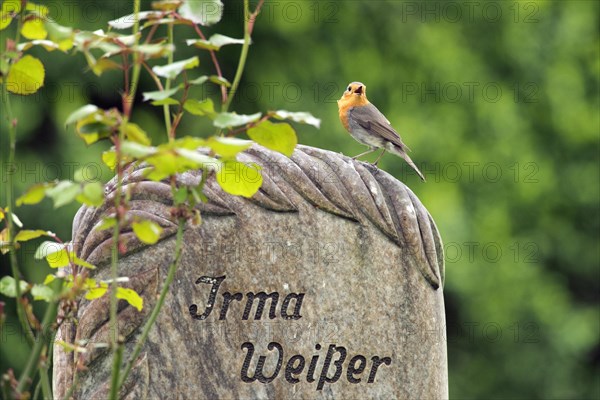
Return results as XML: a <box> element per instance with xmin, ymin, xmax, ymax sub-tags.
<box><xmin>338</xmin><ymin>82</ymin><xmax>425</xmax><ymax>181</ymax></box>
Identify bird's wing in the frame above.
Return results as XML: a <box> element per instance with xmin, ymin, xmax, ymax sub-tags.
<box><xmin>351</xmin><ymin>104</ymin><xmax>411</xmax><ymax>152</ymax></box>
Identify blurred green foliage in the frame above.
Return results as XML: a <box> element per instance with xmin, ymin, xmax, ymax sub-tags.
<box><xmin>1</xmin><ymin>1</ymin><xmax>598</xmax><ymax>398</ymax></box>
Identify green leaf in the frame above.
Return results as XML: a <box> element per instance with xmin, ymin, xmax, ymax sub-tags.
<box><xmin>132</xmin><ymin>220</ymin><xmax>163</xmax><ymax>244</ymax></box>
<box><xmin>25</xmin><ymin>2</ymin><xmax>49</xmax><ymax>17</ymax></box>
<box><xmin>73</xmin><ymin>168</ymin><xmax>85</xmax><ymax>183</ymax></box>
<box><xmin>173</xmin><ymin>187</ymin><xmax>189</xmax><ymax>205</ymax></box>
<box><xmin>46</xmin><ymin>248</ymin><xmax>69</xmax><ymax>268</ymax></box>
<box><xmin>44</xmin><ymin>19</ymin><xmax>74</xmax><ymax>51</ymax></box>
<box><xmin>0</xmin><ymin>276</ymin><xmax>28</xmax><ymax>298</ymax></box>
<box><xmin>124</xmin><ymin>122</ymin><xmax>151</xmax><ymax>145</ymax></box>
<box><xmin>175</xmin><ymin>148</ymin><xmax>220</xmax><ymax>168</ymax></box>
<box><xmin>31</xmin><ymin>284</ymin><xmax>54</xmax><ymax>301</ymax></box>
<box><xmin>179</xmin><ymin>0</ymin><xmax>223</xmax><ymax>26</ymax></box>
<box><xmin>72</xmin><ymin>255</ymin><xmax>96</xmax><ymax>269</ymax></box>
<box><xmin>108</xmin><ymin>11</ymin><xmax>160</xmax><ymax>29</ymax></box>
<box><xmin>35</xmin><ymin>241</ymin><xmax>65</xmax><ymax>260</ymax></box>
<box><xmin>95</xmin><ymin>216</ymin><xmax>117</xmax><ymax>231</ymax></box>
<box><xmin>216</xmin><ymin>160</ymin><xmax>262</xmax><ymax>198</ymax></box>
<box><xmin>21</xmin><ymin>17</ymin><xmax>47</xmax><ymax>40</ymax></box>
<box><xmin>213</xmin><ymin>112</ymin><xmax>261</xmax><ymax>129</ymax></box>
<box><xmin>272</xmin><ymin>110</ymin><xmax>321</xmax><ymax>129</ymax></box>
<box><xmin>152</xmin><ymin>56</ymin><xmax>199</xmax><ymax>79</ymax></box>
<box><xmin>102</xmin><ymin>149</ymin><xmax>117</xmax><ymax>170</ymax></box>
<box><xmin>6</xmin><ymin>55</ymin><xmax>45</xmax><ymax>95</ymax></box>
<box><xmin>141</xmin><ymin>141</ymin><xmax>218</xmax><ymax>180</ymax></box>
<box><xmin>142</xmin><ymin>86</ymin><xmax>180</xmax><ymax>102</ymax></box>
<box><xmin>121</xmin><ymin>141</ymin><xmax>156</xmax><ymax>158</ymax></box>
<box><xmin>65</xmin><ymin>104</ymin><xmax>99</xmax><ymax>126</ymax></box>
<box><xmin>183</xmin><ymin>98</ymin><xmax>215</xmax><ymax>117</ymax></box>
<box><xmin>116</xmin><ymin>287</ymin><xmax>143</xmax><ymax>311</ymax></box>
<box><xmin>2</xmin><ymin>0</ymin><xmax>21</xmax><ymax>14</ymax></box>
<box><xmin>91</xmin><ymin>58</ymin><xmax>121</xmax><ymax>76</ymax></box>
<box><xmin>206</xmin><ymin>136</ymin><xmax>253</xmax><ymax>159</ymax></box>
<box><xmin>10</xmin><ymin>212</ymin><xmax>23</xmax><ymax>228</ymax></box>
<box><xmin>77</xmin><ymin>182</ymin><xmax>104</xmax><ymax>206</ymax></box>
<box><xmin>152</xmin><ymin>0</ymin><xmax>181</xmax><ymax>11</ymax></box>
<box><xmin>16</xmin><ymin>183</ymin><xmax>49</xmax><ymax>206</ymax></box>
<box><xmin>209</xmin><ymin>75</ymin><xmax>230</xmax><ymax>87</ymax></box>
<box><xmin>247</xmin><ymin>120</ymin><xmax>297</xmax><ymax>157</ymax></box>
<box><xmin>54</xmin><ymin>340</ymin><xmax>87</xmax><ymax>354</ymax></box>
<box><xmin>189</xmin><ymin>76</ymin><xmax>208</xmax><ymax>85</ymax></box>
<box><xmin>46</xmin><ymin>180</ymin><xmax>79</xmax><ymax>208</ymax></box>
<box><xmin>131</xmin><ymin>42</ymin><xmax>174</xmax><ymax>58</ymax></box>
<box><xmin>0</xmin><ymin>228</ymin><xmax>10</xmax><ymax>254</ymax></box>
<box><xmin>17</xmin><ymin>39</ymin><xmax>62</xmax><ymax>52</ymax></box>
<box><xmin>43</xmin><ymin>249</ymin><xmax>93</xmax><ymax>269</ymax></box>
<box><xmin>85</xmin><ymin>281</ymin><xmax>107</xmax><ymax>300</ymax></box>
<box><xmin>186</xmin><ymin>34</ymin><xmax>246</xmax><ymax>51</ymax></box>
<box><xmin>151</xmin><ymin>98</ymin><xmax>179</xmax><ymax>106</ymax></box>
<box><xmin>0</xmin><ymin>11</ymin><xmax>13</xmax><ymax>31</ymax></box>
<box><xmin>75</xmin><ymin>112</ymin><xmax>116</xmax><ymax>145</ymax></box>
<box><xmin>14</xmin><ymin>229</ymin><xmax>49</xmax><ymax>242</ymax></box>
<box><xmin>171</xmin><ymin>136</ymin><xmax>206</xmax><ymax>150</ymax></box>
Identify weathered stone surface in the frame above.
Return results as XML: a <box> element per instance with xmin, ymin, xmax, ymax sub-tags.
<box><xmin>54</xmin><ymin>144</ymin><xmax>447</xmax><ymax>399</ymax></box>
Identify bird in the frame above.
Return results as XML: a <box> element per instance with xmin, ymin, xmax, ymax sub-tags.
<box><xmin>338</xmin><ymin>81</ymin><xmax>426</xmax><ymax>181</ymax></box>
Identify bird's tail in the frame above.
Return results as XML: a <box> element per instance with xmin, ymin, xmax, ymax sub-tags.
<box><xmin>391</xmin><ymin>145</ymin><xmax>426</xmax><ymax>182</ymax></box>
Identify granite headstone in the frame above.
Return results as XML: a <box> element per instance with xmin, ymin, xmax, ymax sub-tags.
<box><xmin>53</xmin><ymin>144</ymin><xmax>447</xmax><ymax>399</ymax></box>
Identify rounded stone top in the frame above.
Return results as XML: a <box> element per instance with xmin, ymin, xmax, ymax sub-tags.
<box><xmin>72</xmin><ymin>144</ymin><xmax>444</xmax><ymax>289</ymax></box>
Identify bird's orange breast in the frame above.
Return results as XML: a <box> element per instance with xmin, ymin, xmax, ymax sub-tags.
<box><xmin>338</xmin><ymin>95</ymin><xmax>369</xmax><ymax>132</ymax></box>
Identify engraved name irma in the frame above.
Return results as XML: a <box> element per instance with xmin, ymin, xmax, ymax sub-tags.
<box><xmin>188</xmin><ymin>275</ymin><xmax>304</xmax><ymax>321</ymax></box>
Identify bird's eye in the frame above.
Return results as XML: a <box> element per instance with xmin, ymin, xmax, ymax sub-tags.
<box><xmin>347</xmin><ymin>86</ymin><xmax>351</xmax><ymax>92</ymax></box>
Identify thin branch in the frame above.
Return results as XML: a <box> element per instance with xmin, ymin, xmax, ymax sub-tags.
<box><xmin>163</xmin><ymin>22</ymin><xmax>175</xmax><ymax>140</ymax></box>
<box><xmin>141</xmin><ymin>61</ymin><xmax>164</xmax><ymax>91</ymax></box>
<box><xmin>117</xmin><ymin>218</ymin><xmax>186</xmax><ymax>389</ymax></box>
<box><xmin>190</xmin><ymin>22</ymin><xmax>227</xmax><ymax>106</ymax></box>
<box><xmin>16</xmin><ymin>281</ymin><xmax>62</xmax><ymax>394</ymax></box>
<box><xmin>2</xmin><ymin>59</ymin><xmax>34</xmax><ymax>347</ymax></box>
<box><xmin>143</xmin><ymin>23</ymin><xmax>160</xmax><ymax>45</ymax></box>
<box><xmin>223</xmin><ymin>0</ymin><xmax>263</xmax><ymax>113</ymax></box>
<box><xmin>169</xmin><ymin>73</ymin><xmax>191</xmax><ymax>139</ymax></box>
<box><xmin>226</xmin><ymin>113</ymin><xmax>270</xmax><ymax>137</ymax></box>
<box><xmin>123</xmin><ymin>0</ymin><xmax>143</xmax><ymax>120</ymax></box>
<box><xmin>248</xmin><ymin>0</ymin><xmax>265</xmax><ymax>35</ymax></box>
<box><xmin>38</xmin><ymin>340</ymin><xmax>53</xmax><ymax>399</ymax></box>
<box><xmin>109</xmin><ymin>1</ymin><xmax>141</xmax><ymax>397</ymax></box>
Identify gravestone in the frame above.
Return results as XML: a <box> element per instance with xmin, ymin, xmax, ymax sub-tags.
<box><xmin>53</xmin><ymin>144</ymin><xmax>447</xmax><ymax>399</ymax></box>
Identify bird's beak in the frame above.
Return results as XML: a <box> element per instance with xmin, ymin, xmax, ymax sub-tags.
<box><xmin>355</xmin><ymin>85</ymin><xmax>363</xmax><ymax>95</ymax></box>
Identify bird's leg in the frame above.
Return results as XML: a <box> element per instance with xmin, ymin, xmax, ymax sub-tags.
<box><xmin>372</xmin><ymin>148</ymin><xmax>387</xmax><ymax>166</ymax></box>
<box><xmin>352</xmin><ymin>147</ymin><xmax>376</xmax><ymax>160</ymax></box>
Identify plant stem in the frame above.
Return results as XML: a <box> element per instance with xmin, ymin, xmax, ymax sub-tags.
<box><xmin>117</xmin><ymin>218</ymin><xmax>185</xmax><ymax>389</ymax></box>
<box><xmin>16</xmin><ymin>285</ymin><xmax>61</xmax><ymax>394</ymax></box>
<box><xmin>61</xmin><ymin>369</ymin><xmax>79</xmax><ymax>400</ymax></box>
<box><xmin>191</xmin><ymin>24</ymin><xmax>227</xmax><ymax>105</ymax></box>
<box><xmin>126</xmin><ymin>0</ymin><xmax>143</xmax><ymax>119</ymax></box>
<box><xmin>163</xmin><ymin>23</ymin><xmax>174</xmax><ymax>140</ymax></box>
<box><xmin>108</xmin><ymin>131</ymin><xmax>124</xmax><ymax>400</ymax></box>
<box><xmin>169</xmin><ymin>75</ymin><xmax>190</xmax><ymax>139</ymax></box>
<box><xmin>32</xmin><ymin>380</ymin><xmax>41</xmax><ymax>400</ymax></box>
<box><xmin>223</xmin><ymin>0</ymin><xmax>252</xmax><ymax>113</ymax></box>
<box><xmin>1</xmin><ymin>75</ymin><xmax>34</xmax><ymax>347</ymax></box>
<box><xmin>142</xmin><ymin>62</ymin><xmax>164</xmax><ymax>91</ymax></box>
<box><xmin>109</xmin><ymin>344</ymin><xmax>123</xmax><ymax>400</ymax></box>
<box><xmin>39</xmin><ymin>339</ymin><xmax>53</xmax><ymax>400</ymax></box>
<box><xmin>109</xmin><ymin>0</ymin><xmax>142</xmax><ymax>396</ymax></box>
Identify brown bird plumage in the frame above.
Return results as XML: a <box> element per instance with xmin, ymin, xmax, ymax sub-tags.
<box><xmin>338</xmin><ymin>82</ymin><xmax>425</xmax><ymax>181</ymax></box>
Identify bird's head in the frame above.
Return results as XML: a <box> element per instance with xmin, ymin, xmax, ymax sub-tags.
<box><xmin>338</xmin><ymin>82</ymin><xmax>369</xmax><ymax>108</ymax></box>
